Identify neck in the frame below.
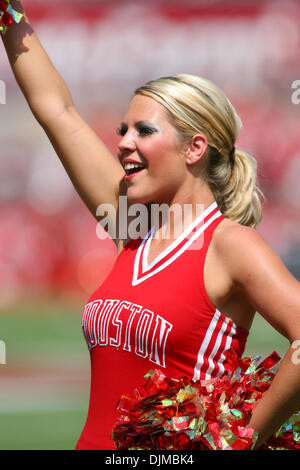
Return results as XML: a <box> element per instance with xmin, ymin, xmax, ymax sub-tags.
<box><xmin>150</xmin><ymin>180</ymin><xmax>216</xmax><ymax>241</ymax></box>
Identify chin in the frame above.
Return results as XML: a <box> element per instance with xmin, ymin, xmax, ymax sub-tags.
<box><xmin>126</xmin><ymin>182</ymin><xmax>171</xmax><ymax>207</ymax></box>
<box><xmin>126</xmin><ymin>188</ymin><xmax>153</xmax><ymax>205</ymax></box>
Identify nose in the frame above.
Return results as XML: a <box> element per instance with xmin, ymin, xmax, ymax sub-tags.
<box><xmin>117</xmin><ymin>131</ymin><xmax>136</xmax><ymax>160</ymax></box>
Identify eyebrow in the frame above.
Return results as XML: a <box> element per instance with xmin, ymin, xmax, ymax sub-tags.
<box><xmin>120</xmin><ymin>120</ymin><xmax>158</xmax><ymax>129</ymax></box>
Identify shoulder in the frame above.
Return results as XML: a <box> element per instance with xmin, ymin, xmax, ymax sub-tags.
<box><xmin>211</xmin><ymin>217</ymin><xmax>284</xmax><ymax>283</ymax></box>
<box><xmin>213</xmin><ymin>217</ymin><xmax>266</xmax><ymax>253</ymax></box>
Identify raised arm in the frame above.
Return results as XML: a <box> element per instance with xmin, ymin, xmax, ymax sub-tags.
<box><xmin>1</xmin><ymin>1</ymin><xmax>125</xmax><ymax>227</ymax></box>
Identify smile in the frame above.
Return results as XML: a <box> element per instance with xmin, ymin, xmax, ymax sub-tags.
<box><xmin>124</xmin><ymin>162</ymin><xmax>146</xmax><ymax>178</ymax></box>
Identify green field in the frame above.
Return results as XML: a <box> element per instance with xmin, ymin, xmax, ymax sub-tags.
<box><xmin>0</xmin><ymin>298</ymin><xmax>290</xmax><ymax>450</ymax></box>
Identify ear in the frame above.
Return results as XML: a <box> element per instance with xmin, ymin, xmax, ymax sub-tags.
<box><xmin>185</xmin><ymin>134</ymin><xmax>209</xmax><ymax>165</ymax></box>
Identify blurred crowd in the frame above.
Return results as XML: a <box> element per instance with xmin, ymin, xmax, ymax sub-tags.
<box><xmin>1</xmin><ymin>0</ymin><xmax>300</xmax><ymax>308</ymax></box>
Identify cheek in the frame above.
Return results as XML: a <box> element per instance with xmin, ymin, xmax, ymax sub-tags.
<box><xmin>144</xmin><ymin>139</ymin><xmax>180</xmax><ymax>170</ymax></box>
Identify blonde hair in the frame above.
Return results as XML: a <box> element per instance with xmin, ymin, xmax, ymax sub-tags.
<box><xmin>135</xmin><ymin>74</ymin><xmax>264</xmax><ymax>228</ymax></box>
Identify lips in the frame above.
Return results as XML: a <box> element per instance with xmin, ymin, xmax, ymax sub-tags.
<box><xmin>123</xmin><ymin>159</ymin><xmax>146</xmax><ymax>179</ymax></box>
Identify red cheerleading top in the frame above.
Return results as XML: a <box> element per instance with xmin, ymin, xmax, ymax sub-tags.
<box><xmin>76</xmin><ymin>201</ymin><xmax>249</xmax><ymax>450</ymax></box>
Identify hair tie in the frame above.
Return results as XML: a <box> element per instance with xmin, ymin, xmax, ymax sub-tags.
<box><xmin>229</xmin><ymin>146</ymin><xmax>236</xmax><ymax>165</ymax></box>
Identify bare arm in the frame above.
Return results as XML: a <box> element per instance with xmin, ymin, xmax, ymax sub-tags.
<box><xmin>1</xmin><ymin>1</ymin><xmax>125</xmax><ymax>224</ymax></box>
<box><xmin>217</xmin><ymin>224</ymin><xmax>300</xmax><ymax>448</ymax></box>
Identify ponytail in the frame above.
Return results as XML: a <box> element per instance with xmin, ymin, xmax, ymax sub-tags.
<box><xmin>206</xmin><ymin>147</ymin><xmax>264</xmax><ymax>229</ymax></box>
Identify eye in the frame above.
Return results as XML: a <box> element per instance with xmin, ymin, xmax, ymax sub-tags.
<box><xmin>116</xmin><ymin>125</ymin><xmax>128</xmax><ymax>137</ymax></box>
<box><xmin>116</xmin><ymin>124</ymin><xmax>157</xmax><ymax>137</ymax></box>
<box><xmin>137</xmin><ymin>126</ymin><xmax>156</xmax><ymax>136</ymax></box>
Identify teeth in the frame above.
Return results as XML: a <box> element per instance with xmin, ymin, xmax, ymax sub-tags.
<box><xmin>124</xmin><ymin>162</ymin><xmax>144</xmax><ymax>172</ymax></box>
<box><xmin>124</xmin><ymin>163</ymin><xmax>143</xmax><ymax>170</ymax></box>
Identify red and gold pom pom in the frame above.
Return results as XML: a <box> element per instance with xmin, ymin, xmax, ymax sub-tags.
<box><xmin>112</xmin><ymin>352</ymin><xmax>300</xmax><ymax>450</ymax></box>
<box><xmin>0</xmin><ymin>0</ymin><xmax>23</xmax><ymax>35</ymax></box>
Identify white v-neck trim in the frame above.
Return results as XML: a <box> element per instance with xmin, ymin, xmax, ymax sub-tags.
<box><xmin>143</xmin><ymin>201</ymin><xmax>217</xmax><ymax>272</ymax></box>
<box><xmin>132</xmin><ymin>201</ymin><xmax>222</xmax><ymax>286</ymax></box>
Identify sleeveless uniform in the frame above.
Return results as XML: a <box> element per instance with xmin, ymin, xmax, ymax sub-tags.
<box><xmin>76</xmin><ymin>202</ymin><xmax>248</xmax><ymax>450</ymax></box>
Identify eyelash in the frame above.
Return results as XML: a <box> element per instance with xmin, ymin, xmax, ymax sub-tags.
<box><xmin>116</xmin><ymin>126</ymin><xmax>156</xmax><ymax>137</ymax></box>
<box><xmin>116</xmin><ymin>127</ymin><xmax>127</xmax><ymax>137</ymax></box>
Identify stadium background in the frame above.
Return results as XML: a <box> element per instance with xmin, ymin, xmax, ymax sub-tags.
<box><xmin>0</xmin><ymin>0</ymin><xmax>299</xmax><ymax>449</ymax></box>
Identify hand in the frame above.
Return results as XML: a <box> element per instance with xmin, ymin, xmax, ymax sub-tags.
<box><xmin>0</xmin><ymin>0</ymin><xmax>24</xmax><ymax>36</ymax></box>
<box><xmin>8</xmin><ymin>0</ymin><xmax>24</xmax><ymax>13</ymax></box>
